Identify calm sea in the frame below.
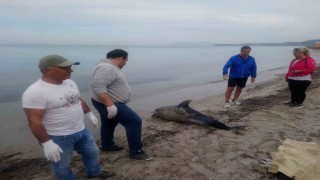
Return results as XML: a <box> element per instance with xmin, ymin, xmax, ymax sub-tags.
<box><xmin>0</xmin><ymin>45</ymin><xmax>319</xmax><ymax>154</ymax></box>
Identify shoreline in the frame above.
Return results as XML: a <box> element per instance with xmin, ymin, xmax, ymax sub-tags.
<box><xmin>0</xmin><ymin>67</ymin><xmax>289</xmax><ymax>156</ymax></box>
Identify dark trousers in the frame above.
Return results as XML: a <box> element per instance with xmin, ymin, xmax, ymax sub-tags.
<box><xmin>288</xmin><ymin>79</ymin><xmax>311</xmax><ymax>104</ymax></box>
<box><xmin>91</xmin><ymin>99</ymin><xmax>143</xmax><ymax>155</ymax></box>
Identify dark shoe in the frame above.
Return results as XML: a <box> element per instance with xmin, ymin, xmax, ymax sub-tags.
<box><xmin>100</xmin><ymin>145</ymin><xmax>123</xmax><ymax>152</ymax></box>
<box><xmin>284</xmin><ymin>101</ymin><xmax>295</xmax><ymax>105</ymax></box>
<box><xmin>129</xmin><ymin>150</ymin><xmax>153</xmax><ymax>161</ymax></box>
<box><xmin>88</xmin><ymin>170</ymin><xmax>115</xmax><ymax>179</ymax></box>
<box><xmin>290</xmin><ymin>103</ymin><xmax>304</xmax><ymax>108</ymax></box>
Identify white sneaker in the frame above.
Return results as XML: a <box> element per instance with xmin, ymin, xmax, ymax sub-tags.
<box><xmin>224</xmin><ymin>101</ymin><xmax>231</xmax><ymax>108</ymax></box>
<box><xmin>232</xmin><ymin>100</ymin><xmax>241</xmax><ymax>105</ymax></box>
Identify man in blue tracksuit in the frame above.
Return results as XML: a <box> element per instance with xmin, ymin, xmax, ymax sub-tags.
<box><xmin>222</xmin><ymin>46</ymin><xmax>257</xmax><ymax>108</ymax></box>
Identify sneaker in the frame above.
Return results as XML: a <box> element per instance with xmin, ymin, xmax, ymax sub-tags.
<box><xmin>88</xmin><ymin>170</ymin><xmax>115</xmax><ymax>179</ymax></box>
<box><xmin>290</xmin><ymin>103</ymin><xmax>304</xmax><ymax>108</ymax></box>
<box><xmin>129</xmin><ymin>150</ymin><xmax>153</xmax><ymax>161</ymax></box>
<box><xmin>224</xmin><ymin>101</ymin><xmax>231</xmax><ymax>108</ymax></box>
<box><xmin>232</xmin><ymin>100</ymin><xmax>241</xmax><ymax>105</ymax></box>
<box><xmin>100</xmin><ymin>145</ymin><xmax>123</xmax><ymax>152</ymax></box>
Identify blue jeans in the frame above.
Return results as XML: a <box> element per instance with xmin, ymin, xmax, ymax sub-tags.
<box><xmin>91</xmin><ymin>99</ymin><xmax>143</xmax><ymax>155</ymax></box>
<box><xmin>49</xmin><ymin>128</ymin><xmax>101</xmax><ymax>180</ymax></box>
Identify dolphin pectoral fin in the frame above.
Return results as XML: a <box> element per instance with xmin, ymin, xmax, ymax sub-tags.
<box><xmin>190</xmin><ymin>114</ymin><xmax>230</xmax><ymax>130</ymax></box>
<box><xmin>176</xmin><ymin>108</ymin><xmax>188</xmax><ymax>115</ymax></box>
<box><xmin>185</xmin><ymin>117</ymin><xmax>206</xmax><ymax>125</ymax></box>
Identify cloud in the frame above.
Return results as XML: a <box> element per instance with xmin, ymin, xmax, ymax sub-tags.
<box><xmin>0</xmin><ymin>0</ymin><xmax>319</xmax><ymax>45</ymax></box>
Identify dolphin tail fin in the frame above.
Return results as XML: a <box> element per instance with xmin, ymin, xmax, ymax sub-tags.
<box><xmin>229</xmin><ymin>125</ymin><xmax>246</xmax><ymax>130</ymax></box>
<box><xmin>206</xmin><ymin>121</ymin><xmax>231</xmax><ymax>130</ymax></box>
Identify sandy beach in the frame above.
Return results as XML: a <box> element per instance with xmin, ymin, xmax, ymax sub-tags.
<box><xmin>1</xmin><ymin>67</ymin><xmax>319</xmax><ymax>180</ymax></box>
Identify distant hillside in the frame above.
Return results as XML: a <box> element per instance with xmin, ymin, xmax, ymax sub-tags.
<box><xmin>215</xmin><ymin>39</ymin><xmax>320</xmax><ymax>47</ymax></box>
<box><xmin>165</xmin><ymin>39</ymin><xmax>320</xmax><ymax>47</ymax></box>
<box><xmin>166</xmin><ymin>42</ymin><xmax>213</xmax><ymax>47</ymax></box>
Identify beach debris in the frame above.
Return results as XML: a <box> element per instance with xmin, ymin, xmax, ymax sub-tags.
<box><xmin>153</xmin><ymin>99</ymin><xmax>245</xmax><ymax>130</ymax></box>
<box><xmin>261</xmin><ymin>138</ymin><xmax>320</xmax><ymax>180</ymax></box>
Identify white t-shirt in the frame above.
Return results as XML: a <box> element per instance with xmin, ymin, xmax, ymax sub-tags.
<box><xmin>22</xmin><ymin>79</ymin><xmax>85</xmax><ymax>136</ymax></box>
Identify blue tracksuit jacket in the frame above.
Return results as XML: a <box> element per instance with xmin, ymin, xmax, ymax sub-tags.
<box><xmin>222</xmin><ymin>54</ymin><xmax>257</xmax><ymax>78</ymax></box>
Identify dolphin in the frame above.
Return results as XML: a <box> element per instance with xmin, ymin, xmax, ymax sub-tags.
<box><xmin>153</xmin><ymin>100</ymin><xmax>245</xmax><ymax>130</ymax></box>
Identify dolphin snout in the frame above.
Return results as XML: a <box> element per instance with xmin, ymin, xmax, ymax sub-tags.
<box><xmin>152</xmin><ymin>109</ymin><xmax>159</xmax><ymax>118</ymax></box>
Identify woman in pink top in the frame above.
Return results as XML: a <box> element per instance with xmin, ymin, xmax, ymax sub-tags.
<box><xmin>284</xmin><ymin>47</ymin><xmax>316</xmax><ymax>108</ymax></box>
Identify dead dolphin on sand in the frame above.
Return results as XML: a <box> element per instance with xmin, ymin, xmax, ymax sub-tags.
<box><xmin>153</xmin><ymin>100</ymin><xmax>245</xmax><ymax>130</ymax></box>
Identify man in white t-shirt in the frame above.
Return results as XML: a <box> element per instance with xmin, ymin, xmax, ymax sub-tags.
<box><xmin>22</xmin><ymin>55</ymin><xmax>115</xmax><ymax>179</ymax></box>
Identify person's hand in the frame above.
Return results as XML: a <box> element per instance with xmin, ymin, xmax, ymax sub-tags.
<box><xmin>107</xmin><ymin>105</ymin><xmax>118</xmax><ymax>119</ymax></box>
<box><xmin>292</xmin><ymin>70</ymin><xmax>301</xmax><ymax>74</ymax></box>
<box><xmin>251</xmin><ymin>78</ymin><xmax>255</xmax><ymax>83</ymax></box>
<box><xmin>85</xmin><ymin>112</ymin><xmax>98</xmax><ymax>128</ymax></box>
<box><xmin>223</xmin><ymin>74</ymin><xmax>228</xmax><ymax>80</ymax></box>
<box><xmin>41</xmin><ymin>140</ymin><xmax>63</xmax><ymax>163</ymax></box>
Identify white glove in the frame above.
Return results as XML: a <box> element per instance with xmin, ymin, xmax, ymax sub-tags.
<box><xmin>85</xmin><ymin>111</ymin><xmax>98</xmax><ymax>128</ymax></box>
<box><xmin>41</xmin><ymin>139</ymin><xmax>63</xmax><ymax>163</ymax></box>
<box><xmin>107</xmin><ymin>105</ymin><xmax>118</xmax><ymax>119</ymax></box>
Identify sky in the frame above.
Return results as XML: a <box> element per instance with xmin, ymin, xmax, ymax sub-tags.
<box><xmin>0</xmin><ymin>0</ymin><xmax>319</xmax><ymax>45</ymax></box>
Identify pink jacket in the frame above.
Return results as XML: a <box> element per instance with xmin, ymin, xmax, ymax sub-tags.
<box><xmin>285</xmin><ymin>56</ymin><xmax>317</xmax><ymax>80</ymax></box>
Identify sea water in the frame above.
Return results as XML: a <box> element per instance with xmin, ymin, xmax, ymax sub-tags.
<box><xmin>0</xmin><ymin>45</ymin><xmax>319</xmax><ymax>154</ymax></box>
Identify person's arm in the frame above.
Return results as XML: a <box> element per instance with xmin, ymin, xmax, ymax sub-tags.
<box><xmin>96</xmin><ymin>93</ymin><xmax>114</xmax><ymax>107</ymax></box>
<box><xmin>91</xmin><ymin>64</ymin><xmax>115</xmax><ymax>106</ymax></box>
<box><xmin>24</xmin><ymin>108</ymin><xmax>49</xmax><ymax>143</ymax></box>
<box><xmin>299</xmin><ymin>58</ymin><xmax>317</xmax><ymax>74</ymax></box>
<box><xmin>96</xmin><ymin>93</ymin><xmax>118</xmax><ymax>119</ymax></box>
<box><xmin>80</xmin><ymin>98</ymin><xmax>92</xmax><ymax>113</ymax></box>
<box><xmin>222</xmin><ymin>59</ymin><xmax>232</xmax><ymax>75</ymax></box>
<box><xmin>222</xmin><ymin>57</ymin><xmax>234</xmax><ymax>79</ymax></box>
<box><xmin>91</xmin><ymin>64</ymin><xmax>118</xmax><ymax>118</ymax></box>
<box><xmin>23</xmin><ymin>108</ymin><xmax>63</xmax><ymax>162</ymax></box>
<box><xmin>251</xmin><ymin>58</ymin><xmax>257</xmax><ymax>83</ymax></box>
<box><xmin>80</xmin><ymin>98</ymin><xmax>99</xmax><ymax>127</ymax></box>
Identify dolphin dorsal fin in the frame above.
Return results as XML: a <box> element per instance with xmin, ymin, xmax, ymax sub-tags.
<box><xmin>178</xmin><ymin>99</ymin><xmax>192</xmax><ymax>108</ymax></box>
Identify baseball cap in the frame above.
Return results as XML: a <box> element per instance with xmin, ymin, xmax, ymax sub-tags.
<box><xmin>39</xmin><ymin>55</ymin><xmax>80</xmax><ymax>70</ymax></box>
